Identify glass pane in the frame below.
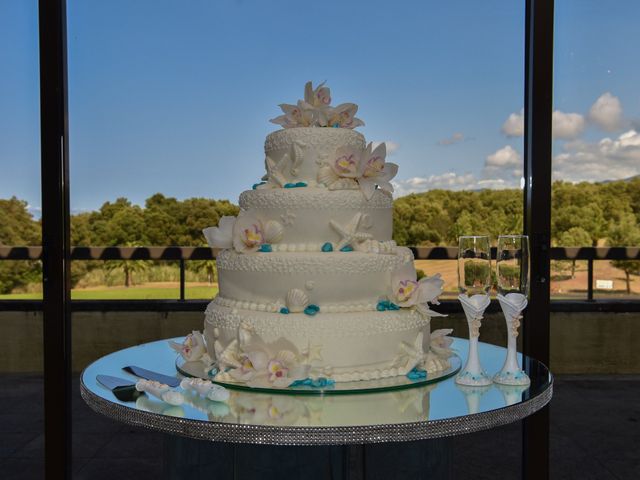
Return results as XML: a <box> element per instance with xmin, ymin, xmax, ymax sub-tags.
<box><xmin>0</xmin><ymin>0</ymin><xmax>44</xmax><ymax>476</ymax></box>
<box><xmin>593</xmin><ymin>259</ymin><xmax>640</xmax><ymax>300</ymax></box>
<box><xmin>553</xmin><ymin>0</ymin><xmax>640</xmax><ymax>292</ymax></box>
<box><xmin>550</xmin><ymin>259</ymin><xmax>588</xmax><ymax>299</ymax></box>
<box><xmin>66</xmin><ymin>0</ymin><xmax>525</xmax><ymax>475</ymax></box>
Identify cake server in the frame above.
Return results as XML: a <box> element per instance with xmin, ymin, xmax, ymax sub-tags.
<box><xmin>122</xmin><ymin>365</ymin><xmax>181</xmax><ymax>387</ymax></box>
<box><xmin>96</xmin><ymin>374</ymin><xmax>144</xmax><ymax>402</ymax></box>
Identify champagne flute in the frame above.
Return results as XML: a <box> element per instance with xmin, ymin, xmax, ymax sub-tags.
<box><xmin>455</xmin><ymin>236</ymin><xmax>492</xmax><ymax>386</ymax></box>
<box><xmin>494</xmin><ymin>235</ymin><xmax>530</xmax><ymax>386</ymax></box>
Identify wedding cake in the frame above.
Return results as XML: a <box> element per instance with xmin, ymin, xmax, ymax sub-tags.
<box><xmin>194</xmin><ymin>82</ymin><xmax>452</xmax><ymax>388</ymax></box>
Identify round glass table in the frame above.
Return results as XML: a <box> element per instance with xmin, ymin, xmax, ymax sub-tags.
<box><xmin>80</xmin><ymin>337</ymin><xmax>552</xmax><ymax>445</ymax></box>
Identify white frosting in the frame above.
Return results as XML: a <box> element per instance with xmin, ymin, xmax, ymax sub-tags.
<box><xmin>215</xmin><ymin>247</ymin><xmax>414</xmax><ymax>306</ymax></box>
<box><xmin>198</xmin><ymin>116</ymin><xmax>445</xmax><ymax>385</ymax></box>
<box><xmin>239</xmin><ymin>189</ymin><xmax>392</xmax><ymax>246</ymax></box>
<box><xmin>264</xmin><ymin>128</ymin><xmax>365</xmax><ymax>185</ymax></box>
<box><xmin>204</xmin><ymin>303</ymin><xmax>431</xmax><ymax>382</ymax></box>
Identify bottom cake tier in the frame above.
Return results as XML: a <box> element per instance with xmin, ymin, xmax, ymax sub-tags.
<box><xmin>204</xmin><ymin>301</ymin><xmax>447</xmax><ymax>385</ymax></box>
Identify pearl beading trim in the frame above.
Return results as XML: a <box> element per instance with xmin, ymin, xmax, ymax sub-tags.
<box><xmin>212</xmin><ymin>295</ymin><xmax>378</xmax><ymax>314</ymax></box>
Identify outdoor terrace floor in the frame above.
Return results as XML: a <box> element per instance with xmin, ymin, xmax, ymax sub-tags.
<box><xmin>0</xmin><ymin>374</ymin><xmax>638</xmax><ymax>479</ymax></box>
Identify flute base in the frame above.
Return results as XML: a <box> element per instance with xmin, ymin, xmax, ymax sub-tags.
<box><xmin>493</xmin><ymin>369</ymin><xmax>530</xmax><ymax>387</ymax></box>
<box><xmin>455</xmin><ymin>369</ymin><xmax>492</xmax><ymax>387</ymax></box>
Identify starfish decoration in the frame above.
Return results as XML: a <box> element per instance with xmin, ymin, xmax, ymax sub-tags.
<box><xmin>301</xmin><ymin>342</ymin><xmax>323</xmax><ymax>363</ymax></box>
<box><xmin>289</xmin><ymin>141</ymin><xmax>305</xmax><ymax>177</ymax></box>
<box><xmin>264</xmin><ymin>153</ymin><xmax>291</xmax><ymax>187</ymax></box>
<box><xmin>391</xmin><ymin>332</ymin><xmax>425</xmax><ymax>372</ymax></box>
<box><xmin>329</xmin><ymin>213</ymin><xmax>373</xmax><ymax>250</ymax></box>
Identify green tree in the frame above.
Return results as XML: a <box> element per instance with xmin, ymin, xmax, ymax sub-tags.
<box><xmin>608</xmin><ymin>213</ymin><xmax>640</xmax><ymax>294</ymax></box>
<box><xmin>190</xmin><ymin>260</ymin><xmax>218</xmax><ymax>284</ymax></box>
<box><xmin>557</xmin><ymin>226</ymin><xmax>592</xmax><ymax>278</ymax></box>
<box><xmin>0</xmin><ymin>197</ymin><xmax>41</xmax><ymax>293</ymax></box>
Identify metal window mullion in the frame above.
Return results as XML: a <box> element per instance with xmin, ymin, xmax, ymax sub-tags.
<box><xmin>522</xmin><ymin>0</ymin><xmax>554</xmax><ymax>479</ymax></box>
<box><xmin>39</xmin><ymin>0</ymin><xmax>72</xmax><ymax>477</ymax></box>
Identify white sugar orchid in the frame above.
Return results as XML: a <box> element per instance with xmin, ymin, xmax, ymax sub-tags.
<box><xmin>269</xmin><ymin>101</ymin><xmax>315</xmax><ymax>129</ymax></box>
<box><xmin>326</xmin><ymin>103</ymin><xmax>365</xmax><ymax>129</ymax></box>
<box><xmin>232</xmin><ymin>211</ymin><xmax>265</xmax><ymax>254</ymax></box>
<box><xmin>304</xmin><ymin>80</ymin><xmax>331</xmax><ymax>107</ymax></box>
<box><xmin>269</xmin><ymin>81</ymin><xmax>364</xmax><ymax>129</ymax></box>
<box><xmin>430</xmin><ymin>329</ymin><xmax>454</xmax><ymax>357</ymax></box>
<box><xmin>169</xmin><ymin>331</ymin><xmax>208</xmax><ymax>362</ymax></box>
<box><xmin>390</xmin><ymin>263</ymin><xmax>446</xmax><ymax>317</ymax></box>
<box><xmin>357</xmin><ymin>142</ymin><xmax>398</xmax><ymax>200</ymax></box>
<box><xmin>324</xmin><ymin>142</ymin><xmax>398</xmax><ymax>200</ymax></box>
<box><xmin>228</xmin><ymin>350</ymin><xmax>269</xmax><ymax>383</ymax></box>
<box><xmin>217</xmin><ymin>324</ymin><xmax>312</xmax><ymax>388</ymax></box>
<box><xmin>202</xmin><ymin>216</ymin><xmax>236</xmax><ymax>249</ymax></box>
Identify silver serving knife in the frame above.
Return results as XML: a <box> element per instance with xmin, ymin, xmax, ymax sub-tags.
<box><xmin>96</xmin><ymin>374</ymin><xmax>144</xmax><ymax>402</ymax></box>
<box><xmin>123</xmin><ymin>365</ymin><xmax>181</xmax><ymax>387</ymax></box>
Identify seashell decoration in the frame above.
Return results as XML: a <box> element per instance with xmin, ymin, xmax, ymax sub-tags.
<box><xmin>360</xmin><ymin>213</ymin><xmax>373</xmax><ymax>230</ymax></box>
<box><xmin>317</xmin><ymin>164</ymin><xmax>339</xmax><ymax>187</ymax></box>
<box><xmin>263</xmin><ymin>220</ymin><xmax>284</xmax><ymax>244</ymax></box>
<box><xmin>286</xmin><ymin>288</ymin><xmax>309</xmax><ymax>313</ymax></box>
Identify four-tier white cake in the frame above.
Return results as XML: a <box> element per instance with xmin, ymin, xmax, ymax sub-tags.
<box><xmin>198</xmin><ymin>82</ymin><xmax>453</xmax><ymax>389</ymax></box>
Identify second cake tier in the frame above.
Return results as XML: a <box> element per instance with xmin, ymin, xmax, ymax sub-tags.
<box><xmin>238</xmin><ymin>188</ymin><xmax>393</xmax><ymax>251</ymax></box>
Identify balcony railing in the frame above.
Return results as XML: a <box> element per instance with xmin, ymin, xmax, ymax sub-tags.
<box><xmin>1</xmin><ymin>245</ymin><xmax>639</xmax><ymax>312</ymax></box>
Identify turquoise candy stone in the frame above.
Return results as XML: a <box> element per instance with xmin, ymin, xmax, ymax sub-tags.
<box><xmin>377</xmin><ymin>300</ymin><xmax>391</xmax><ymax>311</ymax></box>
<box><xmin>388</xmin><ymin>302</ymin><xmax>400</xmax><ymax>310</ymax></box>
<box><xmin>406</xmin><ymin>368</ymin><xmax>427</xmax><ymax>380</ymax></box>
<box><xmin>340</xmin><ymin>245</ymin><xmax>354</xmax><ymax>252</ymax></box>
<box><xmin>304</xmin><ymin>304</ymin><xmax>320</xmax><ymax>316</ymax></box>
<box><xmin>252</xmin><ymin>181</ymin><xmax>266</xmax><ymax>190</ymax></box>
<box><xmin>279</xmin><ymin>307</ymin><xmax>290</xmax><ymax>314</ymax></box>
<box><xmin>332</xmin><ymin>123</ymin><xmax>340</xmax><ymax>128</ymax></box>
<box><xmin>321</xmin><ymin>242</ymin><xmax>333</xmax><ymax>252</ymax></box>
<box><xmin>290</xmin><ymin>377</ymin><xmax>335</xmax><ymax>388</ymax></box>
<box><xmin>284</xmin><ymin>182</ymin><xmax>307</xmax><ymax>189</ymax></box>
<box><xmin>258</xmin><ymin>244</ymin><xmax>272</xmax><ymax>252</ymax></box>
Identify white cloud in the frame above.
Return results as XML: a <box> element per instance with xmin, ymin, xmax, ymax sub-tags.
<box><xmin>501</xmin><ymin>109</ymin><xmax>525</xmax><ymax>137</ymax></box>
<box><xmin>371</xmin><ymin>140</ymin><xmax>399</xmax><ymax>155</ymax></box>
<box><xmin>485</xmin><ymin>145</ymin><xmax>521</xmax><ymax>168</ymax></box>
<box><xmin>393</xmin><ymin>171</ymin><xmax>519</xmax><ymax>197</ymax></box>
<box><xmin>552</xmin><ymin>110</ymin><xmax>585</xmax><ymax>139</ymax></box>
<box><xmin>553</xmin><ymin>129</ymin><xmax>640</xmax><ymax>182</ymax></box>
<box><xmin>588</xmin><ymin>92</ymin><xmax>623</xmax><ymax>132</ymax></box>
<box><xmin>502</xmin><ymin>108</ymin><xmax>585</xmax><ymax>139</ymax></box>
<box><xmin>438</xmin><ymin>132</ymin><xmax>465</xmax><ymax>146</ymax></box>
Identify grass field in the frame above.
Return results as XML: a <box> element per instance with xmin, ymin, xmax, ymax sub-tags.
<box><xmin>0</xmin><ymin>283</ymin><xmax>218</xmax><ymax>300</ymax></box>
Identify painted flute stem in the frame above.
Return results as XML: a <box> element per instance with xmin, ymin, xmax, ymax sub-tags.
<box><xmin>494</xmin><ymin>293</ymin><xmax>530</xmax><ymax>386</ymax></box>
<box><xmin>455</xmin><ymin>294</ymin><xmax>492</xmax><ymax>386</ymax></box>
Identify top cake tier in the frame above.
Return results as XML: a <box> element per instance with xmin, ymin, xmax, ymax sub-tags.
<box><xmin>263</xmin><ymin>127</ymin><xmax>365</xmax><ymax>187</ymax></box>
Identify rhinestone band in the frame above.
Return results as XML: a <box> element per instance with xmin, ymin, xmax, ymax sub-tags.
<box><xmin>80</xmin><ymin>377</ymin><xmax>552</xmax><ymax>445</ymax></box>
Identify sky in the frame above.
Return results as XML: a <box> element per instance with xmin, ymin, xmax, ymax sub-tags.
<box><xmin>1</xmin><ymin>0</ymin><xmax>639</xmax><ymax>215</ymax></box>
